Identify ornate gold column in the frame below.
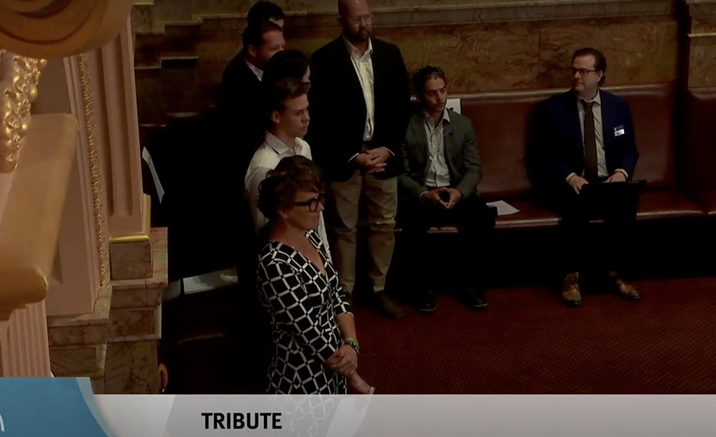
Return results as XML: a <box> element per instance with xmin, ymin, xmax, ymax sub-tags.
<box><xmin>35</xmin><ymin>56</ymin><xmax>107</xmax><ymax>317</ymax></box>
<box><xmin>34</xmin><ymin>16</ymin><xmax>166</xmax><ymax>393</ymax></box>
<box><xmin>95</xmin><ymin>18</ymin><xmax>154</xmax><ymax>281</ymax></box>
<box><xmin>0</xmin><ymin>0</ymin><xmax>136</xmax><ymax>377</ymax></box>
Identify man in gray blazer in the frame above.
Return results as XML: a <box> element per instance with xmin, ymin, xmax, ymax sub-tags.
<box><xmin>399</xmin><ymin>66</ymin><xmax>496</xmax><ymax>313</ymax></box>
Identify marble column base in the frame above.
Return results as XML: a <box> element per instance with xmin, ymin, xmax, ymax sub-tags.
<box><xmin>109</xmin><ymin>195</ymin><xmax>155</xmax><ymax>280</ymax></box>
<box><xmin>104</xmin><ymin>338</ymin><xmax>161</xmax><ymax>394</ymax></box>
<box><xmin>101</xmin><ymin>227</ymin><xmax>167</xmax><ymax>394</ymax></box>
<box><xmin>110</xmin><ymin>238</ymin><xmax>153</xmax><ymax>280</ymax></box>
<box><xmin>47</xmin><ymin>286</ymin><xmax>112</xmax><ymax>379</ymax></box>
<box><xmin>48</xmin><ymin>228</ymin><xmax>168</xmax><ymax>394</ymax></box>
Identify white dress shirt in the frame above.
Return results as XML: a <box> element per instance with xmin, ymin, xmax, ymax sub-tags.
<box><xmin>245</xmin><ymin>132</ymin><xmax>331</xmax><ymax>257</ymax></box>
<box><xmin>344</xmin><ymin>36</ymin><xmax>375</xmax><ymax>142</ymax></box>
<box><xmin>247</xmin><ymin>61</ymin><xmax>263</xmax><ymax>81</ymax></box>
<box><xmin>424</xmin><ymin>108</ymin><xmax>452</xmax><ymax>188</ymax></box>
<box><xmin>576</xmin><ymin>90</ymin><xmax>607</xmax><ymax>178</ymax></box>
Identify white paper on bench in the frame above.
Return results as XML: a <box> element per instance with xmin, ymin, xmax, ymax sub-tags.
<box><xmin>142</xmin><ymin>147</ymin><xmax>166</xmax><ymax>203</ymax></box>
<box><xmin>446</xmin><ymin>98</ymin><xmax>461</xmax><ymax>114</ymax></box>
<box><xmin>486</xmin><ymin>200</ymin><xmax>520</xmax><ymax>216</ymax></box>
<box><xmin>181</xmin><ymin>267</ymin><xmax>239</xmax><ymax>294</ymax></box>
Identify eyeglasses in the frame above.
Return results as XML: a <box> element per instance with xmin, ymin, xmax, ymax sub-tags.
<box><xmin>569</xmin><ymin>67</ymin><xmax>597</xmax><ymax>76</ymax></box>
<box><xmin>293</xmin><ymin>193</ymin><xmax>325</xmax><ymax>212</ymax></box>
<box><xmin>344</xmin><ymin>14</ymin><xmax>373</xmax><ymax>25</ymax></box>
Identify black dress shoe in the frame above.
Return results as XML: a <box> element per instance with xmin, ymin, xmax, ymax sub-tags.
<box><xmin>417</xmin><ymin>290</ymin><xmax>437</xmax><ymax>314</ymax></box>
<box><xmin>465</xmin><ymin>287</ymin><xmax>487</xmax><ymax>310</ymax></box>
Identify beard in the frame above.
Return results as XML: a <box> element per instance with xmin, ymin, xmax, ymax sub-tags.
<box><xmin>344</xmin><ymin>27</ymin><xmax>370</xmax><ymax>43</ymax></box>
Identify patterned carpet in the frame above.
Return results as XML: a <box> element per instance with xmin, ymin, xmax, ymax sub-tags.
<box><xmin>161</xmin><ymin>276</ymin><xmax>716</xmax><ymax>394</ymax></box>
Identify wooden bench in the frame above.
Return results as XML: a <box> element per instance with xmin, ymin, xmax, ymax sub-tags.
<box><xmin>422</xmin><ymin>83</ymin><xmax>707</xmax><ymax>235</ymax></box>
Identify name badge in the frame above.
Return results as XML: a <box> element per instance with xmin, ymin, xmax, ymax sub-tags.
<box><xmin>614</xmin><ymin>125</ymin><xmax>625</xmax><ymax>137</ymax></box>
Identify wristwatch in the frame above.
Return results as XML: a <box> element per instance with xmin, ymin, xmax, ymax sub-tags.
<box><xmin>344</xmin><ymin>337</ymin><xmax>360</xmax><ymax>354</ymax></box>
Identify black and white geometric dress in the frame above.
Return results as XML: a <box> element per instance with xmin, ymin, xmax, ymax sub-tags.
<box><xmin>257</xmin><ymin>229</ymin><xmax>352</xmax><ymax>394</ymax></box>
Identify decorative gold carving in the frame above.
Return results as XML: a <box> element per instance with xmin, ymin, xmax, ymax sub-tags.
<box><xmin>0</xmin><ymin>50</ymin><xmax>46</xmax><ymax>173</ymax></box>
<box><xmin>0</xmin><ymin>0</ymin><xmax>135</xmax><ymax>59</ymax></box>
<box><xmin>76</xmin><ymin>53</ymin><xmax>110</xmax><ymax>287</ymax></box>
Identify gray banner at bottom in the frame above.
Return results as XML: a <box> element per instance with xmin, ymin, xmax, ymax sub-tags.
<box><xmin>95</xmin><ymin>395</ymin><xmax>716</xmax><ymax>437</ymax></box>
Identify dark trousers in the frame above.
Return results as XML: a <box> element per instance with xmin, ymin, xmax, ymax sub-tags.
<box><xmin>399</xmin><ymin>192</ymin><xmax>496</xmax><ymax>291</ymax></box>
<box><xmin>555</xmin><ymin>182</ymin><xmax>639</xmax><ymax>275</ymax></box>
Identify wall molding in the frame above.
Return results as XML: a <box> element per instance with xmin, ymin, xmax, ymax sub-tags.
<box><xmin>177</xmin><ymin>0</ymin><xmax>676</xmax><ymax>31</ymax></box>
<box><xmin>686</xmin><ymin>0</ymin><xmax>716</xmax><ymax>18</ymax></box>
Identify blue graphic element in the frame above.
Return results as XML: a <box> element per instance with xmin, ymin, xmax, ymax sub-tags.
<box><xmin>0</xmin><ymin>378</ymin><xmax>114</xmax><ymax>437</ymax></box>
<box><xmin>76</xmin><ymin>378</ymin><xmax>116</xmax><ymax>437</ymax></box>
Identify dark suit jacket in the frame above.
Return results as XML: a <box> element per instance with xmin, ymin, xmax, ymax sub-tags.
<box><xmin>306</xmin><ymin>36</ymin><xmax>411</xmax><ymax>182</ymax></box>
<box><xmin>399</xmin><ymin>107</ymin><xmax>482</xmax><ymax>201</ymax></box>
<box><xmin>215</xmin><ymin>50</ymin><xmax>265</xmax><ymax>177</ymax></box>
<box><xmin>535</xmin><ymin>88</ymin><xmax>639</xmax><ymax>187</ymax></box>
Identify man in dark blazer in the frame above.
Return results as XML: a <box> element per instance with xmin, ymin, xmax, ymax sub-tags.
<box><xmin>216</xmin><ymin>20</ymin><xmax>284</xmax><ymax>157</ymax></box>
<box><xmin>306</xmin><ymin>0</ymin><xmax>411</xmax><ymax>318</ymax></box>
<box><xmin>213</xmin><ymin>18</ymin><xmax>283</xmax><ymax>288</ymax></box>
<box><xmin>534</xmin><ymin>47</ymin><xmax>641</xmax><ymax>307</ymax></box>
<box><xmin>399</xmin><ymin>66</ymin><xmax>495</xmax><ymax>313</ymax></box>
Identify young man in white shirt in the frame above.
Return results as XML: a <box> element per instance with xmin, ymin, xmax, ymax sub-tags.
<box><xmin>245</xmin><ymin>78</ymin><xmax>331</xmax><ymax>256</ymax></box>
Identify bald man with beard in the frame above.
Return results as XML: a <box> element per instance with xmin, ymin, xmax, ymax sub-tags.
<box><xmin>306</xmin><ymin>0</ymin><xmax>411</xmax><ymax>319</ymax></box>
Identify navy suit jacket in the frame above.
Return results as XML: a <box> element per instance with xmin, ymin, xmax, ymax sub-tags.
<box><xmin>535</xmin><ymin>88</ymin><xmax>639</xmax><ymax>187</ymax></box>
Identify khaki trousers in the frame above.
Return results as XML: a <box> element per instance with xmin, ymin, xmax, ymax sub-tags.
<box><xmin>328</xmin><ymin>170</ymin><xmax>398</xmax><ymax>294</ymax></box>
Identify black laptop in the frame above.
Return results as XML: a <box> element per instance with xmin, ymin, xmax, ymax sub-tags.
<box><xmin>581</xmin><ymin>179</ymin><xmax>645</xmax><ymax>192</ymax></box>
<box><xmin>579</xmin><ymin>179</ymin><xmax>646</xmax><ymax>204</ymax></box>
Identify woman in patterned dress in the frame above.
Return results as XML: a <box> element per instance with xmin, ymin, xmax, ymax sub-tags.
<box><xmin>256</xmin><ymin>156</ymin><xmax>374</xmax><ymax>394</ymax></box>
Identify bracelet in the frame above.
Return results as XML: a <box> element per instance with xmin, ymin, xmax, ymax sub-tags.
<box><xmin>343</xmin><ymin>337</ymin><xmax>360</xmax><ymax>353</ymax></box>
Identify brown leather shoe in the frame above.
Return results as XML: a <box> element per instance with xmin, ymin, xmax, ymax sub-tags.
<box><xmin>562</xmin><ymin>272</ymin><xmax>582</xmax><ymax>307</ymax></box>
<box><xmin>372</xmin><ymin>291</ymin><xmax>403</xmax><ymax>319</ymax></box>
<box><xmin>607</xmin><ymin>272</ymin><xmax>640</xmax><ymax>301</ymax></box>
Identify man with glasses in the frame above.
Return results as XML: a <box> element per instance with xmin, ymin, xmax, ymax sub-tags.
<box><xmin>533</xmin><ymin>47</ymin><xmax>641</xmax><ymax>307</ymax></box>
<box><xmin>245</xmin><ymin>78</ymin><xmax>331</xmax><ymax>253</ymax></box>
<box><xmin>306</xmin><ymin>0</ymin><xmax>411</xmax><ymax>317</ymax></box>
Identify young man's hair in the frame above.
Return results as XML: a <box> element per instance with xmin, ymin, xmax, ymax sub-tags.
<box><xmin>263</xmin><ymin>50</ymin><xmax>310</xmax><ymax>87</ymax></box>
<box><xmin>242</xmin><ymin>20</ymin><xmax>282</xmax><ymax>50</ymax></box>
<box><xmin>412</xmin><ymin>65</ymin><xmax>447</xmax><ymax>97</ymax></box>
<box><xmin>247</xmin><ymin>1</ymin><xmax>285</xmax><ymax>27</ymax></box>
<box><xmin>265</xmin><ymin>77</ymin><xmax>310</xmax><ymax>115</ymax></box>
<box><xmin>572</xmin><ymin>47</ymin><xmax>607</xmax><ymax>85</ymax></box>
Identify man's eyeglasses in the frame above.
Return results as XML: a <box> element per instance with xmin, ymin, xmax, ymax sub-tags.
<box><xmin>344</xmin><ymin>14</ymin><xmax>373</xmax><ymax>25</ymax></box>
<box><xmin>293</xmin><ymin>193</ymin><xmax>326</xmax><ymax>212</ymax></box>
<box><xmin>569</xmin><ymin>67</ymin><xmax>597</xmax><ymax>76</ymax></box>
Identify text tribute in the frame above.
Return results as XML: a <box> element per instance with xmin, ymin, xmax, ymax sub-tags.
<box><xmin>201</xmin><ymin>412</ymin><xmax>282</xmax><ymax>430</ymax></box>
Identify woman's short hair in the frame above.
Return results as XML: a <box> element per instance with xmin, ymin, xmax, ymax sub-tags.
<box><xmin>263</xmin><ymin>49</ymin><xmax>309</xmax><ymax>87</ymax></box>
<box><xmin>257</xmin><ymin>156</ymin><xmax>324</xmax><ymax>222</ymax></box>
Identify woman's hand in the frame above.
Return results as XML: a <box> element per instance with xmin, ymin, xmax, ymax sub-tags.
<box><xmin>324</xmin><ymin>344</ymin><xmax>358</xmax><ymax>376</ymax></box>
